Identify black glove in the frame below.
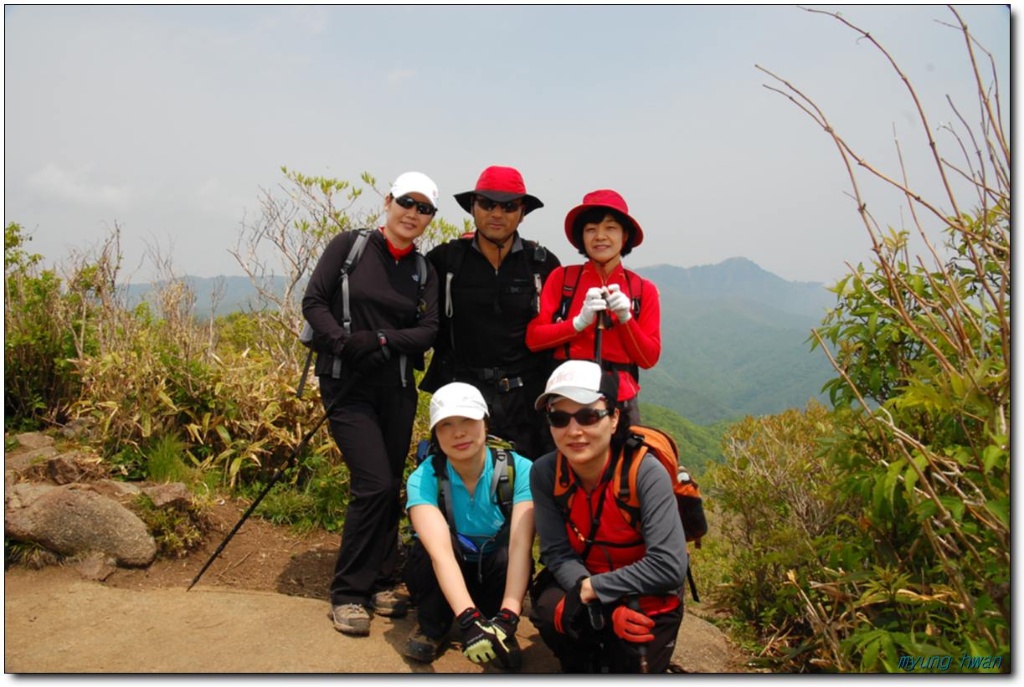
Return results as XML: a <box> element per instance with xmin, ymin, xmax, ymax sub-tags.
<box><xmin>554</xmin><ymin>577</ymin><xmax>588</xmax><ymax>639</ymax></box>
<box><xmin>361</xmin><ymin>348</ymin><xmax>391</xmax><ymax>370</ymax></box>
<box><xmin>341</xmin><ymin>330</ymin><xmax>381</xmax><ymax>364</ymax></box>
<box><xmin>457</xmin><ymin>607</ymin><xmax>498</xmax><ymax>664</ymax></box>
<box><xmin>489</xmin><ymin>608</ymin><xmax>523</xmax><ymax>671</ymax></box>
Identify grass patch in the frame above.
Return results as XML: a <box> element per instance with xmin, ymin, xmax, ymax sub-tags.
<box><xmin>146</xmin><ymin>433</ymin><xmax>194</xmax><ymax>483</ymax></box>
<box><xmin>5</xmin><ymin>539</ymin><xmax>62</xmax><ymax>569</ymax></box>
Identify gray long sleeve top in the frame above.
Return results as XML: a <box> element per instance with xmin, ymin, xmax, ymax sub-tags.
<box><xmin>530</xmin><ymin>449</ymin><xmax>688</xmax><ymax>604</ymax></box>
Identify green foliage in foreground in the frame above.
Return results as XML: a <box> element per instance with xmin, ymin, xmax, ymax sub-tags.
<box><xmin>703</xmin><ymin>213</ymin><xmax>1009</xmax><ymax>672</ymax></box>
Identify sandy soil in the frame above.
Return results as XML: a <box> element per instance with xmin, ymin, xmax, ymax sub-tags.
<box><xmin>4</xmin><ymin>497</ymin><xmax>756</xmax><ymax>675</ymax></box>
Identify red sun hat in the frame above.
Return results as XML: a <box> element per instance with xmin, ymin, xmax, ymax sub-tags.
<box><xmin>454</xmin><ymin>166</ymin><xmax>544</xmax><ymax>215</ymax></box>
<box><xmin>563</xmin><ymin>189</ymin><xmax>644</xmax><ymax>252</ymax></box>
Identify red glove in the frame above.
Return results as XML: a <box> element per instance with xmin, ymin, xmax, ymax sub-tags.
<box><xmin>553</xmin><ymin>579</ymin><xmax>587</xmax><ymax>638</ymax></box>
<box><xmin>611</xmin><ymin>605</ymin><xmax>654</xmax><ymax>643</ymax></box>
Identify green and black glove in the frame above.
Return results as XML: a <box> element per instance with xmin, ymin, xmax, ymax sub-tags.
<box><xmin>457</xmin><ymin>607</ymin><xmax>498</xmax><ymax>664</ymax></box>
<box><xmin>489</xmin><ymin>608</ymin><xmax>523</xmax><ymax>671</ymax></box>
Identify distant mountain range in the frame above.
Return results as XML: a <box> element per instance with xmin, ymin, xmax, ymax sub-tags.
<box><xmin>634</xmin><ymin>258</ymin><xmax>836</xmax><ymax>424</ymax></box>
<box><xmin>123</xmin><ymin>257</ymin><xmax>839</xmax><ymax>427</ymax></box>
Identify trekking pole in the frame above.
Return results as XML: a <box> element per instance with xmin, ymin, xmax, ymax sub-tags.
<box><xmin>626</xmin><ymin>595</ymin><xmax>649</xmax><ymax>673</ymax></box>
<box><xmin>594</xmin><ymin>303</ymin><xmax>611</xmax><ymax>366</ymax></box>
<box><xmin>186</xmin><ymin>374</ymin><xmax>358</xmax><ymax>591</ymax></box>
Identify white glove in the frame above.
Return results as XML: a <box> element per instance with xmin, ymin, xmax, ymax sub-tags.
<box><xmin>604</xmin><ymin>284</ymin><xmax>632</xmax><ymax>324</ymax></box>
<box><xmin>572</xmin><ymin>287</ymin><xmax>607</xmax><ymax>332</ymax></box>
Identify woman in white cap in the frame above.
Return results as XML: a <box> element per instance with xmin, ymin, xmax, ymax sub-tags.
<box><xmin>302</xmin><ymin>171</ymin><xmax>440</xmax><ymax>637</ymax></box>
<box><xmin>402</xmin><ymin>382</ymin><xmax>535</xmax><ymax>668</ymax></box>
<box><xmin>526</xmin><ymin>190</ymin><xmax>661</xmax><ymax>426</ymax></box>
<box><xmin>528</xmin><ymin>360</ymin><xmax>687</xmax><ymax>673</ymax></box>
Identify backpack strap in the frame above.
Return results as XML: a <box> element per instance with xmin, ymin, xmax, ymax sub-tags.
<box><xmin>332</xmin><ymin>229</ymin><xmax>371</xmax><ymax>378</ymax></box>
<box><xmin>414</xmin><ymin>252</ymin><xmax>428</xmax><ymax>304</ymax></box>
<box><xmin>490</xmin><ymin>447</ymin><xmax>515</xmax><ymax>522</ymax></box>
<box><xmin>524</xmin><ymin>239</ymin><xmax>547</xmax><ymax>316</ymax></box>
<box><xmin>553</xmin><ymin>264</ymin><xmax>585</xmax><ymax>360</ymax></box>
<box><xmin>443</xmin><ymin>238</ymin><xmax>473</xmax><ymax>352</ymax></box>
<box><xmin>431</xmin><ymin>453</ymin><xmax>459</xmax><ymax>535</ymax></box>
<box><xmin>613</xmin><ymin>433</ymin><xmax>646</xmax><ymax>530</ymax></box>
<box><xmin>339</xmin><ymin>229</ymin><xmax>372</xmax><ymax>333</ymax></box>
<box><xmin>297</xmin><ymin>229</ymin><xmax>371</xmax><ymax>396</ymax></box>
<box><xmin>624</xmin><ymin>268</ymin><xmax>643</xmax><ymax>319</ymax></box>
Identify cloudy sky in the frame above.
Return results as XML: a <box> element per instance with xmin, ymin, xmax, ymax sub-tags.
<box><xmin>4</xmin><ymin>5</ymin><xmax>1011</xmax><ymax>285</ymax></box>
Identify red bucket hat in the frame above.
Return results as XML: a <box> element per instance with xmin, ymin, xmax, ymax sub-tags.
<box><xmin>563</xmin><ymin>189</ymin><xmax>644</xmax><ymax>253</ymax></box>
<box><xmin>454</xmin><ymin>166</ymin><xmax>544</xmax><ymax>215</ymax></box>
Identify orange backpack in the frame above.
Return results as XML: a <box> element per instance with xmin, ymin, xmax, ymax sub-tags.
<box><xmin>615</xmin><ymin>425</ymin><xmax>707</xmax><ymax>547</ymax></box>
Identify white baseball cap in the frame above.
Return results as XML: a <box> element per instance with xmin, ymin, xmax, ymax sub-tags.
<box><xmin>429</xmin><ymin>382</ymin><xmax>489</xmax><ymax>430</ymax></box>
<box><xmin>534</xmin><ymin>360</ymin><xmax>619</xmax><ymax>410</ymax></box>
<box><xmin>390</xmin><ymin>171</ymin><xmax>439</xmax><ymax>210</ymax></box>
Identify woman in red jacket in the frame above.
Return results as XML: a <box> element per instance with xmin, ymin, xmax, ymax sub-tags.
<box><xmin>526</xmin><ymin>190</ymin><xmax>660</xmax><ymax>426</ymax></box>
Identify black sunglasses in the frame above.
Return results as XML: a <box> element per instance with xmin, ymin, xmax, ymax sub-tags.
<box><xmin>547</xmin><ymin>407</ymin><xmax>612</xmax><ymax>428</ymax></box>
<box><xmin>475</xmin><ymin>196</ymin><xmax>522</xmax><ymax>213</ymax></box>
<box><xmin>394</xmin><ymin>194</ymin><xmax>437</xmax><ymax>216</ymax></box>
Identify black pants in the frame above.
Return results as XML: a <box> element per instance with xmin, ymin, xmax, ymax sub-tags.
<box><xmin>403</xmin><ymin>538</ymin><xmax>511</xmax><ymax>639</ymax></box>
<box><xmin>460</xmin><ymin>370</ymin><xmax>555</xmax><ymax>461</ymax></box>
<box><xmin>530</xmin><ymin>573</ymin><xmax>683</xmax><ymax>673</ymax></box>
<box><xmin>622</xmin><ymin>397</ymin><xmax>642</xmax><ymax>427</ymax></box>
<box><xmin>321</xmin><ymin>376</ymin><xmax>416</xmax><ymax>606</ymax></box>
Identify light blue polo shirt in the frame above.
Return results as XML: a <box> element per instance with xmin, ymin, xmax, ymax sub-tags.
<box><xmin>406</xmin><ymin>448</ymin><xmax>533</xmax><ymax>555</ymax></box>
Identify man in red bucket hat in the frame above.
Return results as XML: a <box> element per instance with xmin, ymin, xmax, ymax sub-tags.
<box><xmin>421</xmin><ymin>166</ymin><xmax>562</xmax><ymax>460</ymax></box>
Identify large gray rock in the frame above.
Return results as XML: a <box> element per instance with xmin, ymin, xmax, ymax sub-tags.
<box><xmin>5</xmin><ymin>484</ymin><xmax>157</xmax><ymax>566</ymax></box>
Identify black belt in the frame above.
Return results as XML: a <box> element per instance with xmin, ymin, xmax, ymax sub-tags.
<box><xmin>455</xmin><ymin>365</ymin><xmax>541</xmax><ymax>393</ymax></box>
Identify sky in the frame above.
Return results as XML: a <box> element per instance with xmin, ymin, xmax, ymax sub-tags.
<box><xmin>3</xmin><ymin>4</ymin><xmax>1012</xmax><ymax>286</ymax></box>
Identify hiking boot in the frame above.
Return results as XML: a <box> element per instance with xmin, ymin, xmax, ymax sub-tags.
<box><xmin>370</xmin><ymin>588</ymin><xmax>409</xmax><ymax>618</ymax></box>
<box><xmin>329</xmin><ymin>603</ymin><xmax>371</xmax><ymax>636</ymax></box>
<box><xmin>403</xmin><ymin>627</ymin><xmax>446</xmax><ymax>663</ymax></box>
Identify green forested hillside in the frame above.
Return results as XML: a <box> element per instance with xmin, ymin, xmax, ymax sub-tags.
<box><xmin>638</xmin><ymin>403</ymin><xmax>729</xmax><ymax>475</ymax></box>
<box><xmin>635</xmin><ymin>259</ymin><xmax>836</xmax><ymax>425</ymax></box>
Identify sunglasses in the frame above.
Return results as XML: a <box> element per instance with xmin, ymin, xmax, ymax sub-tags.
<box><xmin>394</xmin><ymin>194</ymin><xmax>437</xmax><ymax>216</ymax></box>
<box><xmin>547</xmin><ymin>407</ymin><xmax>612</xmax><ymax>428</ymax></box>
<box><xmin>475</xmin><ymin>197</ymin><xmax>522</xmax><ymax>213</ymax></box>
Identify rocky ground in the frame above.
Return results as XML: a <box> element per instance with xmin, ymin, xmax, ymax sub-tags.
<box><xmin>4</xmin><ymin>432</ymin><xmax>759</xmax><ymax>675</ymax></box>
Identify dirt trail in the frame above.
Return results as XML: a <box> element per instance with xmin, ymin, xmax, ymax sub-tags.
<box><xmin>4</xmin><ymin>562</ymin><xmax>747</xmax><ymax>674</ymax></box>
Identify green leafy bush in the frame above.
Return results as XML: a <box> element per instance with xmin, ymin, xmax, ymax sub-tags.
<box><xmin>704</xmin><ymin>402</ymin><xmax>857</xmax><ymax>665</ymax></box>
<box><xmin>758</xmin><ymin>7</ymin><xmax>1009</xmax><ymax>672</ymax></box>
<box><xmin>4</xmin><ymin>222</ymin><xmax>82</xmax><ymax>430</ymax></box>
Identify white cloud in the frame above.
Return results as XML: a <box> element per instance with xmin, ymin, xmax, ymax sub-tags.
<box><xmin>26</xmin><ymin>164</ymin><xmax>132</xmax><ymax>209</ymax></box>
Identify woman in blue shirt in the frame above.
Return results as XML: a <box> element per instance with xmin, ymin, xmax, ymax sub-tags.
<box><xmin>403</xmin><ymin>382</ymin><xmax>535</xmax><ymax>669</ymax></box>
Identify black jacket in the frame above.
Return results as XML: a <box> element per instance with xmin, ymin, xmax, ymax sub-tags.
<box><xmin>302</xmin><ymin>229</ymin><xmax>439</xmax><ymax>387</ymax></box>
<box><xmin>421</xmin><ymin>233</ymin><xmax>559</xmax><ymax>387</ymax></box>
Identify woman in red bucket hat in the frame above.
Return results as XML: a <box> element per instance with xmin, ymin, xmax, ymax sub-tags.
<box><xmin>525</xmin><ymin>189</ymin><xmax>661</xmax><ymax>425</ymax></box>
